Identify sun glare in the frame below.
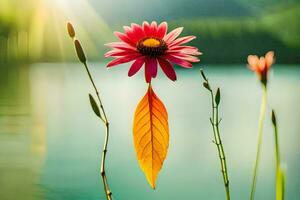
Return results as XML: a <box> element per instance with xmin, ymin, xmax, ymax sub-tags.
<box><xmin>0</xmin><ymin>0</ymin><xmax>112</xmax><ymax>61</ymax></box>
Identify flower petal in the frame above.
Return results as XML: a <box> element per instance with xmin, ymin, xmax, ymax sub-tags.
<box><xmin>104</xmin><ymin>49</ymin><xmax>138</xmax><ymax>58</ymax></box>
<box><xmin>169</xmin><ymin>53</ymin><xmax>200</xmax><ymax>62</ymax></box>
<box><xmin>131</xmin><ymin>23</ymin><xmax>145</xmax><ymax>41</ymax></box>
<box><xmin>168</xmin><ymin>45</ymin><xmax>202</xmax><ymax>55</ymax></box>
<box><xmin>158</xmin><ymin>58</ymin><xmax>177</xmax><ymax>81</ymax></box>
<box><xmin>143</xmin><ymin>21</ymin><xmax>152</xmax><ymax>36</ymax></box>
<box><xmin>123</xmin><ymin>26</ymin><xmax>139</xmax><ymax>43</ymax></box>
<box><xmin>149</xmin><ymin>58</ymin><xmax>158</xmax><ymax>78</ymax></box>
<box><xmin>156</xmin><ymin>22</ymin><xmax>168</xmax><ymax>39</ymax></box>
<box><xmin>169</xmin><ymin>36</ymin><xmax>196</xmax><ymax>47</ymax></box>
<box><xmin>128</xmin><ymin>57</ymin><xmax>145</xmax><ymax>77</ymax></box>
<box><xmin>164</xmin><ymin>27</ymin><xmax>183</xmax><ymax>44</ymax></box>
<box><xmin>105</xmin><ymin>42</ymin><xmax>136</xmax><ymax>51</ymax></box>
<box><xmin>150</xmin><ymin>21</ymin><xmax>158</xmax><ymax>37</ymax></box>
<box><xmin>164</xmin><ymin>54</ymin><xmax>193</xmax><ymax>68</ymax></box>
<box><xmin>167</xmin><ymin>50</ymin><xmax>202</xmax><ymax>56</ymax></box>
<box><xmin>258</xmin><ymin>57</ymin><xmax>266</xmax><ymax>71</ymax></box>
<box><xmin>145</xmin><ymin>58</ymin><xmax>153</xmax><ymax>83</ymax></box>
<box><xmin>114</xmin><ymin>31</ymin><xmax>136</xmax><ymax>46</ymax></box>
<box><xmin>265</xmin><ymin>51</ymin><xmax>274</xmax><ymax>69</ymax></box>
<box><xmin>145</xmin><ymin>58</ymin><xmax>158</xmax><ymax>80</ymax></box>
<box><xmin>247</xmin><ymin>55</ymin><xmax>259</xmax><ymax>71</ymax></box>
<box><xmin>107</xmin><ymin>55</ymin><xmax>140</xmax><ymax>68</ymax></box>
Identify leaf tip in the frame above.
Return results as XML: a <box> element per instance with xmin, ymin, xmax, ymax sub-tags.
<box><xmin>271</xmin><ymin>109</ymin><xmax>277</xmax><ymax>126</ymax></box>
<box><xmin>200</xmin><ymin>68</ymin><xmax>208</xmax><ymax>81</ymax></box>
<box><xmin>88</xmin><ymin>93</ymin><xmax>101</xmax><ymax>118</ymax></box>
<box><xmin>215</xmin><ymin>87</ymin><xmax>221</xmax><ymax>105</ymax></box>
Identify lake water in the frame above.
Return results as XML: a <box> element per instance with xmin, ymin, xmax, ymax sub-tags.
<box><xmin>0</xmin><ymin>63</ymin><xmax>299</xmax><ymax>200</ymax></box>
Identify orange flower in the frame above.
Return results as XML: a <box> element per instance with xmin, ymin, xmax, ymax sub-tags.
<box><xmin>247</xmin><ymin>51</ymin><xmax>274</xmax><ymax>85</ymax></box>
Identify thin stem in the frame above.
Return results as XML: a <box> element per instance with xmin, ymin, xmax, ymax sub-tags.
<box><xmin>250</xmin><ymin>85</ymin><xmax>267</xmax><ymax>200</ymax></box>
<box><xmin>206</xmin><ymin>82</ymin><xmax>230</xmax><ymax>200</ymax></box>
<box><xmin>83</xmin><ymin>62</ymin><xmax>112</xmax><ymax>200</ymax></box>
<box><xmin>272</xmin><ymin>111</ymin><xmax>284</xmax><ymax>200</ymax></box>
<box><xmin>215</xmin><ymin>105</ymin><xmax>230</xmax><ymax>200</ymax></box>
<box><xmin>273</xmin><ymin>120</ymin><xmax>280</xmax><ymax>169</ymax></box>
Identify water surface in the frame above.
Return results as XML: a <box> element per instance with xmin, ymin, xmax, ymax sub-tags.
<box><xmin>0</xmin><ymin>63</ymin><xmax>299</xmax><ymax>200</ymax></box>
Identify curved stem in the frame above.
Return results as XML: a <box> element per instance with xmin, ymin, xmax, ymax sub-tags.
<box><xmin>250</xmin><ymin>85</ymin><xmax>267</xmax><ymax>200</ymax></box>
<box><xmin>83</xmin><ymin>62</ymin><xmax>112</xmax><ymax>200</ymax></box>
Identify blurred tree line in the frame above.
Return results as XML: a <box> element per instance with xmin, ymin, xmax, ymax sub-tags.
<box><xmin>0</xmin><ymin>0</ymin><xmax>299</xmax><ymax>64</ymax></box>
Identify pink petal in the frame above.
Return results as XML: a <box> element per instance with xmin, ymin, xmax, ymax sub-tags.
<box><xmin>148</xmin><ymin>58</ymin><xmax>158</xmax><ymax>78</ymax></box>
<box><xmin>169</xmin><ymin>45</ymin><xmax>198</xmax><ymax>51</ymax></box>
<box><xmin>168</xmin><ymin>45</ymin><xmax>202</xmax><ymax>55</ymax></box>
<box><xmin>158</xmin><ymin>58</ymin><xmax>177</xmax><ymax>81</ymax></box>
<box><xmin>104</xmin><ymin>49</ymin><xmax>138</xmax><ymax>58</ymax></box>
<box><xmin>107</xmin><ymin>55</ymin><xmax>140</xmax><ymax>68</ymax></box>
<box><xmin>168</xmin><ymin>53</ymin><xmax>200</xmax><ymax>62</ymax></box>
<box><xmin>131</xmin><ymin>23</ymin><xmax>145</xmax><ymax>41</ymax></box>
<box><xmin>164</xmin><ymin>54</ymin><xmax>193</xmax><ymax>68</ymax></box>
<box><xmin>123</xmin><ymin>26</ymin><xmax>139</xmax><ymax>43</ymax></box>
<box><xmin>169</xmin><ymin>36</ymin><xmax>196</xmax><ymax>47</ymax></box>
<box><xmin>105</xmin><ymin>42</ymin><xmax>136</xmax><ymax>51</ymax></box>
<box><xmin>164</xmin><ymin>27</ymin><xmax>183</xmax><ymax>44</ymax></box>
<box><xmin>114</xmin><ymin>31</ymin><xmax>135</xmax><ymax>46</ymax></box>
<box><xmin>167</xmin><ymin>47</ymin><xmax>202</xmax><ymax>56</ymax></box>
<box><xmin>156</xmin><ymin>22</ymin><xmax>168</xmax><ymax>39</ymax></box>
<box><xmin>145</xmin><ymin>57</ymin><xmax>158</xmax><ymax>80</ymax></box>
<box><xmin>128</xmin><ymin>57</ymin><xmax>145</xmax><ymax>77</ymax></box>
<box><xmin>143</xmin><ymin>21</ymin><xmax>151</xmax><ymax>36</ymax></box>
<box><xmin>144</xmin><ymin>58</ymin><xmax>152</xmax><ymax>83</ymax></box>
<box><xmin>150</xmin><ymin>21</ymin><xmax>158</xmax><ymax>37</ymax></box>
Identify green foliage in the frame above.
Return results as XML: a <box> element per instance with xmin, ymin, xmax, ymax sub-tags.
<box><xmin>0</xmin><ymin>0</ymin><xmax>299</xmax><ymax>63</ymax></box>
<box><xmin>169</xmin><ymin>4</ymin><xmax>300</xmax><ymax>63</ymax></box>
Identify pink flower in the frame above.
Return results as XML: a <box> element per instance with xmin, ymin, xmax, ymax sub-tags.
<box><xmin>105</xmin><ymin>21</ymin><xmax>201</xmax><ymax>83</ymax></box>
<box><xmin>247</xmin><ymin>51</ymin><xmax>274</xmax><ymax>85</ymax></box>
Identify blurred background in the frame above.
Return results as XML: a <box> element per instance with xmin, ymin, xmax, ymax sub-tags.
<box><xmin>0</xmin><ymin>0</ymin><xmax>299</xmax><ymax>63</ymax></box>
<box><xmin>0</xmin><ymin>0</ymin><xmax>299</xmax><ymax>200</ymax></box>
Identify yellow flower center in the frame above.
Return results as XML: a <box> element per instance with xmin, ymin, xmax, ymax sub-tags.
<box><xmin>137</xmin><ymin>37</ymin><xmax>168</xmax><ymax>57</ymax></box>
<box><xmin>142</xmin><ymin>38</ymin><xmax>161</xmax><ymax>47</ymax></box>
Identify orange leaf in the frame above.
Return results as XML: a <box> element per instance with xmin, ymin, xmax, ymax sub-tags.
<box><xmin>133</xmin><ymin>85</ymin><xmax>169</xmax><ymax>189</ymax></box>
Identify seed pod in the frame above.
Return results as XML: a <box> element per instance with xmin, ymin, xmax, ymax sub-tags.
<box><xmin>67</xmin><ymin>22</ymin><xmax>75</xmax><ymax>38</ymax></box>
<box><xmin>215</xmin><ymin>88</ymin><xmax>221</xmax><ymax>105</ymax></box>
<box><xmin>74</xmin><ymin>39</ymin><xmax>86</xmax><ymax>63</ymax></box>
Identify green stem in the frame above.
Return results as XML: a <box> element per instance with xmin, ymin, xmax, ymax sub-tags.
<box><xmin>272</xmin><ymin>111</ymin><xmax>285</xmax><ymax>200</ymax></box>
<box><xmin>250</xmin><ymin>85</ymin><xmax>267</xmax><ymax>200</ymax></box>
<box><xmin>83</xmin><ymin>62</ymin><xmax>112</xmax><ymax>200</ymax></box>
<box><xmin>273</xmin><ymin>120</ymin><xmax>280</xmax><ymax>170</ymax></box>
<box><xmin>209</xmin><ymin>90</ymin><xmax>231</xmax><ymax>200</ymax></box>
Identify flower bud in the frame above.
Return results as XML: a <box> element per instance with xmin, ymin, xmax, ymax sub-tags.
<box><xmin>67</xmin><ymin>22</ymin><xmax>75</xmax><ymax>38</ymax></box>
<box><xmin>74</xmin><ymin>39</ymin><xmax>86</xmax><ymax>63</ymax></box>
<box><xmin>215</xmin><ymin>88</ymin><xmax>221</xmax><ymax>105</ymax></box>
<box><xmin>203</xmin><ymin>82</ymin><xmax>211</xmax><ymax>91</ymax></box>
<box><xmin>200</xmin><ymin>69</ymin><xmax>208</xmax><ymax>81</ymax></box>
